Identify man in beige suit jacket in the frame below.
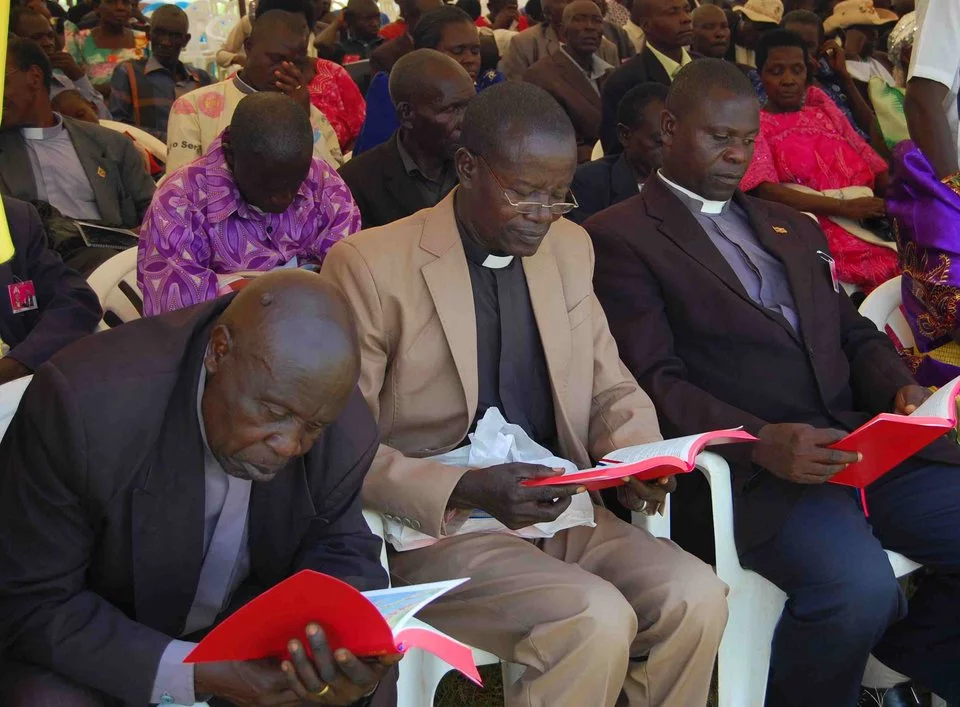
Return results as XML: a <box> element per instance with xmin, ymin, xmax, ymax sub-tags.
<box><xmin>321</xmin><ymin>82</ymin><xmax>726</xmax><ymax>707</ymax></box>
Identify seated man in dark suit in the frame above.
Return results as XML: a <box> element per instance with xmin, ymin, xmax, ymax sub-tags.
<box><xmin>0</xmin><ymin>196</ymin><xmax>101</xmax><ymax>384</ymax></box>
<box><xmin>0</xmin><ymin>38</ymin><xmax>155</xmax><ymax>231</ymax></box>
<box><xmin>599</xmin><ymin>0</ymin><xmax>692</xmax><ymax>153</ymax></box>
<box><xmin>338</xmin><ymin>50</ymin><xmax>475</xmax><ymax>228</ymax></box>
<box><xmin>569</xmin><ymin>81</ymin><xmax>666</xmax><ymax>224</ymax></box>
<box><xmin>0</xmin><ymin>270</ymin><xmax>398</xmax><ymax>707</ymax></box>
<box><xmin>523</xmin><ymin>0</ymin><xmax>613</xmax><ymax>163</ymax></box>
<box><xmin>586</xmin><ymin>58</ymin><xmax>960</xmax><ymax>707</ymax></box>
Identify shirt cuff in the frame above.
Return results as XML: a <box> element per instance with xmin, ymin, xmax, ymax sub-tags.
<box><xmin>150</xmin><ymin>639</ymin><xmax>198</xmax><ymax>705</ymax></box>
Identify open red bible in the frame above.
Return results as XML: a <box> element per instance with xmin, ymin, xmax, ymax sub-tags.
<box><xmin>522</xmin><ymin>429</ymin><xmax>757</xmax><ymax>491</ymax></box>
<box><xmin>184</xmin><ymin>571</ymin><xmax>482</xmax><ymax>685</ymax></box>
<box><xmin>828</xmin><ymin>375</ymin><xmax>960</xmax><ymax>513</ymax></box>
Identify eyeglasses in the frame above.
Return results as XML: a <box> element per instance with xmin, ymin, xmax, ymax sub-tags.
<box><xmin>476</xmin><ymin>154</ymin><xmax>579</xmax><ymax>216</ymax></box>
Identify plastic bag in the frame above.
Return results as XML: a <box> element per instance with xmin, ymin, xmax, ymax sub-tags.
<box><xmin>385</xmin><ymin>408</ymin><xmax>596</xmax><ymax>552</ymax></box>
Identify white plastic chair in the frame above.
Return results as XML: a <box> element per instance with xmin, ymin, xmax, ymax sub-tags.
<box><xmin>362</xmin><ymin>491</ymin><xmax>671</xmax><ymax>706</ymax></box>
<box><xmin>86</xmin><ymin>248</ymin><xmax>143</xmax><ymax>330</ymax></box>
<box><xmin>859</xmin><ymin>276</ymin><xmax>915</xmax><ymax>349</ymax></box>
<box><xmin>99</xmin><ymin>120</ymin><xmax>168</xmax><ymax>163</ymax></box>
<box><xmin>698</xmin><ymin>452</ymin><xmax>922</xmax><ymax>707</ymax></box>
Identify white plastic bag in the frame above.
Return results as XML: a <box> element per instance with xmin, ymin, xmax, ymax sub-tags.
<box><xmin>385</xmin><ymin>408</ymin><xmax>596</xmax><ymax>552</ymax></box>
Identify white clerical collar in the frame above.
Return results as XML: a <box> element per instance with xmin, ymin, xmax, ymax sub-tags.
<box><xmin>482</xmin><ymin>254</ymin><xmax>514</xmax><ymax>269</ymax></box>
<box><xmin>21</xmin><ymin>112</ymin><xmax>64</xmax><ymax>141</ymax></box>
<box><xmin>657</xmin><ymin>170</ymin><xmax>728</xmax><ymax>214</ymax></box>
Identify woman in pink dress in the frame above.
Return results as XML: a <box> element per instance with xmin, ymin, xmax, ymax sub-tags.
<box><xmin>741</xmin><ymin>29</ymin><xmax>898</xmax><ymax>291</ymax></box>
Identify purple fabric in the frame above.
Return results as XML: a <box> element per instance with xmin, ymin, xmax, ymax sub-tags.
<box><xmin>889</xmin><ymin>140</ymin><xmax>960</xmax><ymax>387</ymax></box>
<box><xmin>138</xmin><ymin>131</ymin><xmax>361</xmax><ymax>316</ymax></box>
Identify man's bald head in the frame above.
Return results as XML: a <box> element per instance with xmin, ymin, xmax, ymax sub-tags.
<box><xmin>561</xmin><ymin>0</ymin><xmax>603</xmax><ymax>54</ymax></box>
<box><xmin>202</xmin><ymin>270</ymin><xmax>360</xmax><ymax>483</ymax></box>
<box><xmin>693</xmin><ymin>4</ymin><xmax>726</xmax><ymax>25</ymax></box>
<box><xmin>388</xmin><ymin>48</ymin><xmax>471</xmax><ymax>105</ymax></box>
<box><xmin>562</xmin><ymin>0</ymin><xmax>601</xmax><ymax>23</ymax></box>
<box><xmin>151</xmin><ymin>3</ymin><xmax>189</xmax><ymax>30</ymax></box>
<box><xmin>249</xmin><ymin>7</ymin><xmax>309</xmax><ymax>42</ymax></box>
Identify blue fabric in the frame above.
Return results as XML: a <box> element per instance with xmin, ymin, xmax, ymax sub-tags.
<box><xmin>741</xmin><ymin>460</ymin><xmax>960</xmax><ymax>706</ymax></box>
<box><xmin>748</xmin><ymin>60</ymin><xmax>868</xmax><ymax>140</ymax></box>
<box><xmin>351</xmin><ymin>69</ymin><xmax>505</xmax><ymax>157</ymax></box>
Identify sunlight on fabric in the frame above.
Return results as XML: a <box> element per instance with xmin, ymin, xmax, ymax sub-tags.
<box><xmin>0</xmin><ymin>0</ymin><xmax>14</xmax><ymax>263</ymax></box>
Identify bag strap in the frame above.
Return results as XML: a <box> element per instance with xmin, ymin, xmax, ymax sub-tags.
<box><xmin>124</xmin><ymin>62</ymin><xmax>141</xmax><ymax>128</ymax></box>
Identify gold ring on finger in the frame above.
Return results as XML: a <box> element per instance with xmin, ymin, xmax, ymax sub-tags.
<box><xmin>311</xmin><ymin>684</ymin><xmax>331</xmax><ymax>698</ymax></box>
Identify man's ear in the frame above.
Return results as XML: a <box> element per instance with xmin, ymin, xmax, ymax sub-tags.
<box><xmin>660</xmin><ymin>107</ymin><xmax>676</xmax><ymax>149</ymax></box>
<box><xmin>242</xmin><ymin>36</ymin><xmax>252</xmax><ymax>54</ymax></box>
<box><xmin>616</xmin><ymin>122</ymin><xmax>632</xmax><ymax>149</ymax></box>
<box><xmin>205</xmin><ymin>325</ymin><xmax>233</xmax><ymax>375</ymax></box>
<box><xmin>184</xmin><ymin>32</ymin><xmax>192</xmax><ymax>46</ymax></box>
<box><xmin>221</xmin><ymin>132</ymin><xmax>235</xmax><ymax>170</ymax></box>
<box><xmin>395</xmin><ymin>100</ymin><xmax>414</xmax><ymax>130</ymax></box>
<box><xmin>455</xmin><ymin>147</ymin><xmax>477</xmax><ymax>188</ymax></box>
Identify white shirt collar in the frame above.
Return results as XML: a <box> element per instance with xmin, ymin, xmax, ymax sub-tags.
<box><xmin>559</xmin><ymin>45</ymin><xmax>613</xmax><ymax>82</ymax></box>
<box><xmin>21</xmin><ymin>112</ymin><xmax>64</xmax><ymax>141</ymax></box>
<box><xmin>482</xmin><ymin>254</ymin><xmax>514</xmax><ymax>269</ymax></box>
<box><xmin>657</xmin><ymin>170</ymin><xmax>728</xmax><ymax>214</ymax></box>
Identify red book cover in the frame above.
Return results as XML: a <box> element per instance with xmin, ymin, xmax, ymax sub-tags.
<box><xmin>522</xmin><ymin>429</ymin><xmax>757</xmax><ymax>491</ymax></box>
<box><xmin>828</xmin><ymin>376</ymin><xmax>960</xmax><ymax>512</ymax></box>
<box><xmin>184</xmin><ymin>571</ymin><xmax>481</xmax><ymax>686</ymax></box>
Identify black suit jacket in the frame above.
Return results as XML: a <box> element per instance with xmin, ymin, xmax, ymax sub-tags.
<box><xmin>586</xmin><ymin>176</ymin><xmax>960</xmax><ymax>552</ymax></box>
<box><xmin>0</xmin><ymin>197</ymin><xmax>101</xmax><ymax>370</ymax></box>
<box><xmin>599</xmin><ymin>47</ymin><xmax>671</xmax><ymax>155</ymax></box>
<box><xmin>338</xmin><ymin>132</ymin><xmax>442</xmax><ymax>228</ymax></box>
<box><xmin>569</xmin><ymin>154</ymin><xmax>639</xmax><ymax>225</ymax></box>
<box><xmin>0</xmin><ymin>297</ymin><xmax>386</xmax><ymax>704</ymax></box>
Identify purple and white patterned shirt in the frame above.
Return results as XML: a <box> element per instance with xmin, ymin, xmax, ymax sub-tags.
<box><xmin>138</xmin><ymin>131</ymin><xmax>361</xmax><ymax>316</ymax></box>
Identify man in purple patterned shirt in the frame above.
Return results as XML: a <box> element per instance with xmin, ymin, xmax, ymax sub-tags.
<box><xmin>138</xmin><ymin>92</ymin><xmax>361</xmax><ymax>316</ymax></box>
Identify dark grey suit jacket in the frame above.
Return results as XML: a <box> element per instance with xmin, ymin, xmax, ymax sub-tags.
<box><xmin>569</xmin><ymin>154</ymin><xmax>639</xmax><ymax>225</ymax></box>
<box><xmin>0</xmin><ymin>296</ymin><xmax>387</xmax><ymax>704</ymax></box>
<box><xmin>338</xmin><ymin>132</ymin><xmax>445</xmax><ymax>229</ymax></box>
<box><xmin>0</xmin><ymin>117</ymin><xmax>155</xmax><ymax>228</ymax></box>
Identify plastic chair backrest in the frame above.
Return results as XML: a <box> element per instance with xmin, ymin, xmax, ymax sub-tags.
<box><xmin>858</xmin><ymin>276</ymin><xmax>915</xmax><ymax>348</ymax></box>
<box><xmin>99</xmin><ymin>120</ymin><xmax>168</xmax><ymax>162</ymax></box>
<box><xmin>86</xmin><ymin>248</ymin><xmax>144</xmax><ymax>330</ymax></box>
<box><xmin>0</xmin><ymin>375</ymin><xmax>32</xmax><ymax>441</ymax></box>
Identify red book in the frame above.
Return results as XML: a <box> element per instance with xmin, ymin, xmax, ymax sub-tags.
<box><xmin>184</xmin><ymin>572</ymin><xmax>481</xmax><ymax>686</ymax></box>
<box><xmin>522</xmin><ymin>429</ymin><xmax>757</xmax><ymax>491</ymax></box>
<box><xmin>829</xmin><ymin>376</ymin><xmax>960</xmax><ymax>512</ymax></box>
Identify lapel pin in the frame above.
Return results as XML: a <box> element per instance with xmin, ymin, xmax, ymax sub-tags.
<box><xmin>97</xmin><ymin>166</ymin><xmax>107</xmax><ymax>178</ymax></box>
<box><xmin>773</xmin><ymin>226</ymin><xmax>788</xmax><ymax>234</ymax></box>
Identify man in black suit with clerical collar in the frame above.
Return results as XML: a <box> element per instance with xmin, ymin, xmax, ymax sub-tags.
<box><xmin>338</xmin><ymin>50</ymin><xmax>475</xmax><ymax>229</ymax></box>
<box><xmin>0</xmin><ymin>270</ymin><xmax>398</xmax><ymax>707</ymax></box>
<box><xmin>586</xmin><ymin>59</ymin><xmax>960</xmax><ymax>707</ymax></box>
<box><xmin>598</xmin><ymin>0</ymin><xmax>693</xmax><ymax>154</ymax></box>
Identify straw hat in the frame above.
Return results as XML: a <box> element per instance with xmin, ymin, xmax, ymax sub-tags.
<box><xmin>824</xmin><ymin>0</ymin><xmax>896</xmax><ymax>34</ymax></box>
<box><xmin>733</xmin><ymin>0</ymin><xmax>783</xmax><ymax>25</ymax></box>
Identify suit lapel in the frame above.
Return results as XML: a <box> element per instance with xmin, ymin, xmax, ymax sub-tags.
<box><xmin>419</xmin><ymin>192</ymin><xmax>479</xmax><ymax>419</ymax></box>
<box><xmin>0</xmin><ymin>132</ymin><xmax>39</xmax><ymax>201</ymax></box>
<box><xmin>737</xmin><ymin>192</ymin><xmax>815</xmax><ymax>345</ymax></box>
<box><xmin>522</xmin><ymin>236</ymin><xmax>572</xmax><ymax>399</ymax></box>
<box><xmin>248</xmin><ymin>456</ymin><xmax>317</xmax><ymax>585</ymax></box>
<box><xmin>63</xmin><ymin>118</ymin><xmax>121</xmax><ymax>226</ymax></box>
<box><xmin>131</xmin><ymin>333</ymin><xmax>208</xmax><ymax>637</ymax></box>
<box><xmin>383</xmin><ymin>134</ymin><xmax>433</xmax><ymax>217</ymax></box>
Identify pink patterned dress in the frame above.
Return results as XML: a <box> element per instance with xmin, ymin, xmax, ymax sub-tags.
<box><xmin>741</xmin><ymin>85</ymin><xmax>899</xmax><ymax>291</ymax></box>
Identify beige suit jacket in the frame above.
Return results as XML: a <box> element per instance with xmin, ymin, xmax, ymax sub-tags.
<box><xmin>499</xmin><ymin>23</ymin><xmax>621</xmax><ymax>81</ymax></box>
<box><xmin>321</xmin><ymin>191</ymin><xmax>661</xmax><ymax>539</ymax></box>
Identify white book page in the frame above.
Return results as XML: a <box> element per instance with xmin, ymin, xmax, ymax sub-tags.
<box><xmin>909</xmin><ymin>376</ymin><xmax>960</xmax><ymax>422</ymax></box>
<box><xmin>363</xmin><ymin>578</ymin><xmax>468</xmax><ymax>633</ymax></box>
<box><xmin>601</xmin><ymin>433</ymin><xmax>710</xmax><ymax>467</ymax></box>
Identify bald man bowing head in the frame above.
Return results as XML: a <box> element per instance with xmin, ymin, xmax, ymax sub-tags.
<box><xmin>0</xmin><ymin>270</ymin><xmax>398</xmax><ymax>707</ymax></box>
<box><xmin>323</xmin><ymin>81</ymin><xmax>726</xmax><ymax>707</ymax></box>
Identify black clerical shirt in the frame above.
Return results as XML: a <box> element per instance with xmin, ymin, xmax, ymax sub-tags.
<box><xmin>458</xmin><ymin>223</ymin><xmax>558</xmax><ymax>453</ymax></box>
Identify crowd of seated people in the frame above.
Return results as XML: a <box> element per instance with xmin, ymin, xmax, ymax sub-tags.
<box><xmin>3</xmin><ymin>1</ymin><xmax>960</xmax><ymax>706</ymax></box>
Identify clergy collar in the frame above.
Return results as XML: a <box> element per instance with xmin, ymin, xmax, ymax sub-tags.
<box><xmin>657</xmin><ymin>170</ymin><xmax>729</xmax><ymax>215</ymax></box>
<box><xmin>456</xmin><ymin>217</ymin><xmax>515</xmax><ymax>269</ymax></box>
<box><xmin>233</xmin><ymin>73</ymin><xmax>258</xmax><ymax>95</ymax></box>
<box><xmin>21</xmin><ymin>112</ymin><xmax>65</xmax><ymax>141</ymax></box>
